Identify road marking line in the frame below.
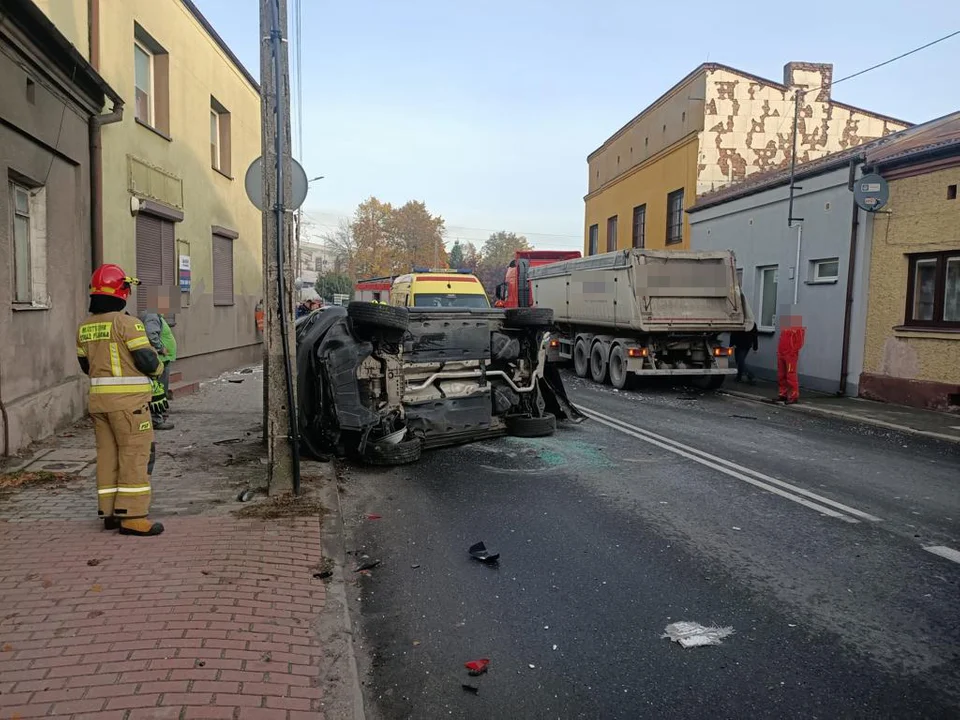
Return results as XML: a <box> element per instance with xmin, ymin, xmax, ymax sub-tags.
<box><xmin>923</xmin><ymin>546</ymin><xmax>960</xmax><ymax>564</ymax></box>
<box><xmin>581</xmin><ymin>405</ymin><xmax>882</xmax><ymax>523</ymax></box>
<box><xmin>579</xmin><ymin>405</ymin><xmax>881</xmax><ymax>524</ymax></box>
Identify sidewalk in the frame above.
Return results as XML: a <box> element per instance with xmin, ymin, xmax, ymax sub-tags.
<box><xmin>723</xmin><ymin>378</ymin><xmax>960</xmax><ymax>444</ymax></box>
<box><xmin>0</xmin><ymin>368</ymin><xmax>344</xmax><ymax>720</ymax></box>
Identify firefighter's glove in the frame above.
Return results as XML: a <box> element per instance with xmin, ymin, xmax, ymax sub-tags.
<box><xmin>149</xmin><ymin>379</ymin><xmax>169</xmax><ymax>415</ymax></box>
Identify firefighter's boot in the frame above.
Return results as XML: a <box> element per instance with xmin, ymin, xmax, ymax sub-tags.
<box><xmin>119</xmin><ymin>518</ymin><xmax>165</xmax><ymax>536</ymax></box>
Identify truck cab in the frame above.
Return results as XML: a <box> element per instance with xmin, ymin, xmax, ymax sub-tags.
<box><xmin>389</xmin><ymin>269</ymin><xmax>490</xmax><ymax>309</ymax></box>
<box><xmin>495</xmin><ymin>250</ymin><xmax>582</xmax><ymax>308</ymax></box>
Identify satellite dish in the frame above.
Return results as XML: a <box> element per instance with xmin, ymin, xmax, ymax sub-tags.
<box><xmin>244</xmin><ymin>155</ymin><xmax>309</xmax><ymax>211</ymax></box>
<box><xmin>853</xmin><ymin>173</ymin><xmax>889</xmax><ymax>212</ymax></box>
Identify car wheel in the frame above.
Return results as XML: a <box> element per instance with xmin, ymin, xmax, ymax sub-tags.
<box><xmin>608</xmin><ymin>345</ymin><xmax>628</xmax><ymax>390</ymax></box>
<box><xmin>505</xmin><ymin>412</ymin><xmax>556</xmax><ymax>438</ymax></box>
<box><xmin>362</xmin><ymin>438</ymin><xmax>422</xmax><ymax>466</ymax></box>
<box><xmin>573</xmin><ymin>338</ymin><xmax>590</xmax><ymax>378</ymax></box>
<box><xmin>590</xmin><ymin>343</ymin><xmax>608</xmax><ymax>384</ymax></box>
<box><xmin>347</xmin><ymin>301</ymin><xmax>409</xmax><ymax>332</ymax></box>
<box><xmin>503</xmin><ymin>307</ymin><xmax>554</xmax><ymax>328</ymax></box>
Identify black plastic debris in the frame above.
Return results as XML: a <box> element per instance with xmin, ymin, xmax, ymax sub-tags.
<box><xmin>461</xmin><ymin>683</ymin><xmax>480</xmax><ymax>694</ymax></box>
<box><xmin>227</xmin><ymin>378</ymin><xmax>244</xmax><ymax>384</ymax></box>
<box><xmin>354</xmin><ymin>558</ymin><xmax>381</xmax><ymax>572</ymax></box>
<box><xmin>469</xmin><ymin>542</ymin><xmax>500</xmax><ymax>563</ymax></box>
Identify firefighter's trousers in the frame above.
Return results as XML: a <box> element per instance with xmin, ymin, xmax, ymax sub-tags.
<box><xmin>91</xmin><ymin>405</ymin><xmax>156</xmax><ymax>518</ymax></box>
<box><xmin>777</xmin><ymin>352</ymin><xmax>800</xmax><ymax>402</ymax></box>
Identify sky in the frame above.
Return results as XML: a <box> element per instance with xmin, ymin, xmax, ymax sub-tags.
<box><xmin>195</xmin><ymin>0</ymin><xmax>960</xmax><ymax>252</ymax></box>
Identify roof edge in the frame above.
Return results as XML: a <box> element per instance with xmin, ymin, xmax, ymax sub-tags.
<box><xmin>180</xmin><ymin>0</ymin><xmax>260</xmax><ymax>93</ymax></box>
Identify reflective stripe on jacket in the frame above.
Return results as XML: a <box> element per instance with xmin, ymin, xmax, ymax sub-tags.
<box><xmin>77</xmin><ymin>312</ymin><xmax>161</xmax><ymax>412</ymax></box>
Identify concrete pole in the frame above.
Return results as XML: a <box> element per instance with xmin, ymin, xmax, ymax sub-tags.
<box><xmin>259</xmin><ymin>0</ymin><xmax>298</xmax><ymax>495</ymax></box>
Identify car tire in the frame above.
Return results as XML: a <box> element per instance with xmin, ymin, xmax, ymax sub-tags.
<box><xmin>590</xmin><ymin>343</ymin><xmax>608</xmax><ymax>384</ymax></box>
<box><xmin>505</xmin><ymin>412</ymin><xmax>556</xmax><ymax>438</ymax></box>
<box><xmin>608</xmin><ymin>345</ymin><xmax>629</xmax><ymax>390</ymax></box>
<box><xmin>503</xmin><ymin>307</ymin><xmax>554</xmax><ymax>328</ymax></box>
<box><xmin>362</xmin><ymin>438</ymin><xmax>422</xmax><ymax>466</ymax></box>
<box><xmin>573</xmin><ymin>338</ymin><xmax>590</xmax><ymax>378</ymax></box>
<box><xmin>347</xmin><ymin>302</ymin><xmax>409</xmax><ymax>332</ymax></box>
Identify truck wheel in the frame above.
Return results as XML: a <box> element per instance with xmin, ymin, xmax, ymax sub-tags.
<box><xmin>573</xmin><ymin>339</ymin><xmax>590</xmax><ymax>378</ymax></box>
<box><xmin>590</xmin><ymin>343</ymin><xmax>608</xmax><ymax>384</ymax></box>
<box><xmin>503</xmin><ymin>307</ymin><xmax>554</xmax><ymax>328</ymax></box>
<box><xmin>693</xmin><ymin>375</ymin><xmax>726</xmax><ymax>391</ymax></box>
<box><xmin>347</xmin><ymin>301</ymin><xmax>409</xmax><ymax>332</ymax></box>
<box><xmin>608</xmin><ymin>345</ymin><xmax>629</xmax><ymax>389</ymax></box>
<box><xmin>505</xmin><ymin>412</ymin><xmax>556</xmax><ymax>438</ymax></box>
<box><xmin>362</xmin><ymin>438</ymin><xmax>422</xmax><ymax>466</ymax></box>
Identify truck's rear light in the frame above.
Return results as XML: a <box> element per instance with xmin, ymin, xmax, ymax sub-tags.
<box><xmin>713</xmin><ymin>347</ymin><xmax>733</xmax><ymax>357</ymax></box>
<box><xmin>549</xmin><ymin>339</ymin><xmax>559</xmax><ymax>348</ymax></box>
<box><xmin>627</xmin><ymin>347</ymin><xmax>648</xmax><ymax>358</ymax></box>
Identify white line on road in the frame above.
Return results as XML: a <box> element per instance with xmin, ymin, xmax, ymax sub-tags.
<box><xmin>578</xmin><ymin>404</ymin><xmax>883</xmax><ymax>524</ymax></box>
<box><xmin>923</xmin><ymin>546</ymin><xmax>960</xmax><ymax>565</ymax></box>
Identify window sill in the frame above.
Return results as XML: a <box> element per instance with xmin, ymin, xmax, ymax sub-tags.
<box><xmin>12</xmin><ymin>303</ymin><xmax>50</xmax><ymax>312</ymax></box>
<box><xmin>212</xmin><ymin>167</ymin><xmax>233</xmax><ymax>180</ymax></box>
<box><xmin>893</xmin><ymin>325</ymin><xmax>960</xmax><ymax>340</ymax></box>
<box><xmin>135</xmin><ymin>117</ymin><xmax>172</xmax><ymax>142</ymax></box>
<box><xmin>214</xmin><ymin>302</ymin><xmax>236</xmax><ymax>308</ymax></box>
<box><xmin>757</xmin><ymin>327</ymin><xmax>776</xmax><ymax>335</ymax></box>
<box><xmin>805</xmin><ymin>278</ymin><xmax>839</xmax><ymax>285</ymax></box>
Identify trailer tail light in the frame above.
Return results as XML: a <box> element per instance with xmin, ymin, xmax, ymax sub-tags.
<box><xmin>549</xmin><ymin>339</ymin><xmax>559</xmax><ymax>348</ymax></box>
<box><xmin>713</xmin><ymin>347</ymin><xmax>733</xmax><ymax>357</ymax></box>
<box><xmin>627</xmin><ymin>347</ymin><xmax>648</xmax><ymax>358</ymax></box>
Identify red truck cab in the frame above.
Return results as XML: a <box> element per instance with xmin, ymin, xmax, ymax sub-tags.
<box><xmin>494</xmin><ymin>250</ymin><xmax>582</xmax><ymax>308</ymax></box>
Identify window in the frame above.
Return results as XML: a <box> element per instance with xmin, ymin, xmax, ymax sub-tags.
<box><xmin>210</xmin><ymin>96</ymin><xmax>232</xmax><ymax>175</ymax></box>
<box><xmin>905</xmin><ymin>251</ymin><xmax>960</xmax><ymax>328</ymax></box>
<box><xmin>666</xmin><ymin>188</ymin><xmax>684</xmax><ymax>245</ymax></box>
<box><xmin>133</xmin><ymin>24</ymin><xmax>170</xmax><ymax>135</ymax></box>
<box><xmin>606</xmin><ymin>215</ymin><xmax>618</xmax><ymax>252</ymax></box>
<box><xmin>213</xmin><ymin>232</ymin><xmax>235</xmax><ymax>306</ymax></box>
<box><xmin>588</xmin><ymin>224</ymin><xmax>598</xmax><ymax>256</ymax></box>
<box><xmin>810</xmin><ymin>257</ymin><xmax>840</xmax><ymax>283</ymax></box>
<box><xmin>314</xmin><ymin>255</ymin><xmax>324</xmax><ymax>273</ymax></box>
<box><xmin>631</xmin><ymin>204</ymin><xmax>646</xmax><ymax>248</ymax></box>
<box><xmin>9</xmin><ymin>179</ymin><xmax>47</xmax><ymax>307</ymax></box>
<box><xmin>757</xmin><ymin>265</ymin><xmax>778</xmax><ymax>330</ymax></box>
<box><xmin>134</xmin><ymin>41</ymin><xmax>153</xmax><ymax>125</ymax></box>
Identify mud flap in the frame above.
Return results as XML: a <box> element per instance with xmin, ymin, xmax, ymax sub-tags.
<box><xmin>539</xmin><ymin>363</ymin><xmax>586</xmax><ymax>423</ymax></box>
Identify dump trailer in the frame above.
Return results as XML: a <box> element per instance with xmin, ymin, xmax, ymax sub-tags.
<box><xmin>527</xmin><ymin>248</ymin><xmax>754</xmax><ymax>389</ymax></box>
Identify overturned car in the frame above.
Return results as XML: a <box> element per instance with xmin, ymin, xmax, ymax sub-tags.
<box><xmin>296</xmin><ymin>302</ymin><xmax>583</xmax><ymax>465</ymax></box>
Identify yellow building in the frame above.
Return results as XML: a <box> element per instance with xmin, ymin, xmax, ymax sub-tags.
<box><xmin>33</xmin><ymin>0</ymin><xmax>263</xmax><ymax>386</ymax></box>
<box><xmin>585</xmin><ymin>62</ymin><xmax>909</xmax><ymax>254</ymax></box>
<box><xmin>860</xmin><ymin>114</ymin><xmax>960</xmax><ymax>412</ymax></box>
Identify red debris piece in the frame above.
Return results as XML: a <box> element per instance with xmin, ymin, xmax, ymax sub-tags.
<box><xmin>366</xmin><ymin>513</ymin><xmax>383</xmax><ymax>520</ymax></box>
<box><xmin>464</xmin><ymin>658</ymin><xmax>490</xmax><ymax>676</ymax></box>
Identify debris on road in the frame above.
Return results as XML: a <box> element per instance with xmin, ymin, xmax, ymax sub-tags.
<box><xmin>86</xmin><ymin>558</ymin><xmax>101</xmax><ymax>566</ymax></box>
<box><xmin>233</xmin><ymin>492</ymin><xmax>325</xmax><ymax>519</ymax></box>
<box><xmin>410</xmin><ymin>563</ymin><xmax>421</xmax><ymax>569</ymax></box>
<box><xmin>469</xmin><ymin>541</ymin><xmax>500</xmax><ymax>563</ymax></box>
<box><xmin>355</xmin><ymin>557</ymin><xmax>381</xmax><ymax>572</ymax></box>
<box><xmin>662</xmin><ymin>621</ymin><xmax>735</xmax><ymax>648</ymax></box>
<box><xmin>461</xmin><ymin>683</ymin><xmax>480</xmax><ymax>694</ymax></box>
<box><xmin>464</xmin><ymin>658</ymin><xmax>490</xmax><ymax>676</ymax></box>
<box><xmin>312</xmin><ymin>557</ymin><xmax>334</xmax><ymax>580</ymax></box>
<box><xmin>366</xmin><ymin>513</ymin><xmax>383</xmax><ymax>520</ymax></box>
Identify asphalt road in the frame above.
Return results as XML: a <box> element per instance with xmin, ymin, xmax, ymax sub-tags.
<box><xmin>338</xmin><ymin>374</ymin><xmax>960</xmax><ymax>720</ymax></box>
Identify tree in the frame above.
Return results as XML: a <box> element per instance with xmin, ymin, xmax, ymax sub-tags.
<box><xmin>386</xmin><ymin>200</ymin><xmax>447</xmax><ymax>272</ymax></box>
<box><xmin>475</xmin><ymin>231</ymin><xmax>531</xmax><ymax>295</ymax></box>
<box><xmin>315</xmin><ymin>272</ymin><xmax>353</xmax><ymax>300</ymax></box>
<box><xmin>448</xmin><ymin>240</ymin><xmax>464</xmax><ymax>270</ymax></box>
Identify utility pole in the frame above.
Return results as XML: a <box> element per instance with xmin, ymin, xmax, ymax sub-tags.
<box><xmin>259</xmin><ymin>0</ymin><xmax>299</xmax><ymax>495</ymax></box>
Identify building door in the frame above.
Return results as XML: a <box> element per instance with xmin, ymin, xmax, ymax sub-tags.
<box><xmin>136</xmin><ymin>212</ymin><xmax>175</xmax><ymax>312</ymax></box>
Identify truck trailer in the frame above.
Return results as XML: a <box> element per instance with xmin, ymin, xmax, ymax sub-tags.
<box><xmin>527</xmin><ymin>248</ymin><xmax>754</xmax><ymax>390</ymax></box>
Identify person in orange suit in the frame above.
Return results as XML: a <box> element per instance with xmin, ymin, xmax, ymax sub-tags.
<box><xmin>777</xmin><ymin>313</ymin><xmax>806</xmax><ymax>404</ymax></box>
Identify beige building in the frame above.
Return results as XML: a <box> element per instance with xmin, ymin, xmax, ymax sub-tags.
<box><xmin>585</xmin><ymin>61</ymin><xmax>910</xmax><ymax>253</ymax></box>
<box><xmin>34</xmin><ymin>0</ymin><xmax>264</xmax><ymax>389</ymax></box>
<box><xmin>1</xmin><ymin>0</ymin><xmax>122</xmax><ymax>455</ymax></box>
<box><xmin>860</xmin><ymin>114</ymin><xmax>960</xmax><ymax>411</ymax></box>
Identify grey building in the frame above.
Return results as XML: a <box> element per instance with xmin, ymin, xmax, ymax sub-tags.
<box><xmin>687</xmin><ymin>148</ymin><xmax>882</xmax><ymax>395</ymax></box>
<box><xmin>0</xmin><ymin>0</ymin><xmax>122</xmax><ymax>454</ymax></box>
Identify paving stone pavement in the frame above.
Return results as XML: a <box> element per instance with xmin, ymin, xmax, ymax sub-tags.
<box><xmin>0</xmin><ymin>366</ymin><xmax>338</xmax><ymax>720</ymax></box>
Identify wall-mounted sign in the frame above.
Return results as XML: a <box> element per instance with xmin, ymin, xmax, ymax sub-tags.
<box><xmin>179</xmin><ymin>255</ymin><xmax>191</xmax><ymax>292</ymax></box>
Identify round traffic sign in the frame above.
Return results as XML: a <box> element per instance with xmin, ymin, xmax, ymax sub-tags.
<box><xmin>244</xmin><ymin>155</ymin><xmax>309</xmax><ymax>212</ymax></box>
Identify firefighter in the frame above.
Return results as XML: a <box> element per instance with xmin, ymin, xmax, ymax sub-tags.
<box><xmin>776</xmin><ymin>313</ymin><xmax>806</xmax><ymax>405</ymax></box>
<box><xmin>77</xmin><ymin>264</ymin><xmax>167</xmax><ymax>536</ymax></box>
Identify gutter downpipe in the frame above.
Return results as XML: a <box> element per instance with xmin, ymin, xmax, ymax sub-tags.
<box><xmin>838</xmin><ymin>157</ymin><xmax>863</xmax><ymax>397</ymax></box>
<box><xmin>89</xmin><ymin>101</ymin><xmax>123</xmax><ymax>271</ymax></box>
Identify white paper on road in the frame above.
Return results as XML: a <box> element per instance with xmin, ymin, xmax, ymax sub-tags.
<box><xmin>662</xmin><ymin>621</ymin><xmax>735</xmax><ymax>648</ymax></box>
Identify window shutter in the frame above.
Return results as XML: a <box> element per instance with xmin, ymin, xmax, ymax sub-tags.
<box><xmin>161</xmin><ymin>220</ymin><xmax>175</xmax><ymax>286</ymax></box>
<box><xmin>136</xmin><ymin>214</ymin><xmax>163</xmax><ymax>312</ymax></box>
<box><xmin>212</xmin><ymin>233</ymin><xmax>234</xmax><ymax>306</ymax></box>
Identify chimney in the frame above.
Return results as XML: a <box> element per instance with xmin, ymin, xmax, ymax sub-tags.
<box><xmin>783</xmin><ymin>62</ymin><xmax>833</xmax><ymax>102</ymax></box>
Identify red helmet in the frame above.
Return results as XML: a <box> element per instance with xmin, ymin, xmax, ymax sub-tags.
<box><xmin>90</xmin><ymin>264</ymin><xmax>139</xmax><ymax>300</ymax></box>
